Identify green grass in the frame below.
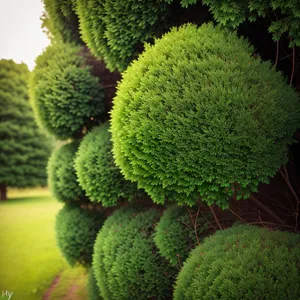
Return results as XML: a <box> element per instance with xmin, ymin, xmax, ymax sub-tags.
<box><xmin>0</xmin><ymin>189</ymin><xmax>88</xmax><ymax>300</ymax></box>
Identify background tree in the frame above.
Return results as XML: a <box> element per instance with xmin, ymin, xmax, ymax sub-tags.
<box><xmin>0</xmin><ymin>59</ymin><xmax>52</xmax><ymax>200</ymax></box>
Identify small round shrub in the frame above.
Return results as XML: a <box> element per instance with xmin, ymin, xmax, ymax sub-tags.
<box><xmin>154</xmin><ymin>205</ymin><xmax>209</xmax><ymax>266</ymax></box>
<box><xmin>30</xmin><ymin>43</ymin><xmax>105</xmax><ymax>140</ymax></box>
<box><xmin>48</xmin><ymin>142</ymin><xmax>85</xmax><ymax>203</ymax></box>
<box><xmin>174</xmin><ymin>224</ymin><xmax>300</xmax><ymax>300</ymax></box>
<box><xmin>111</xmin><ymin>23</ymin><xmax>300</xmax><ymax>208</ymax></box>
<box><xmin>55</xmin><ymin>204</ymin><xmax>105</xmax><ymax>267</ymax></box>
<box><xmin>75</xmin><ymin>122</ymin><xmax>144</xmax><ymax>207</ymax></box>
<box><xmin>76</xmin><ymin>0</ymin><xmax>168</xmax><ymax>71</ymax></box>
<box><xmin>87</xmin><ymin>268</ymin><xmax>102</xmax><ymax>300</ymax></box>
<box><xmin>93</xmin><ymin>207</ymin><xmax>176</xmax><ymax>300</ymax></box>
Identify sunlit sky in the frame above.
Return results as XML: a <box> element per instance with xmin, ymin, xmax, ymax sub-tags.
<box><xmin>0</xmin><ymin>0</ymin><xmax>50</xmax><ymax>70</ymax></box>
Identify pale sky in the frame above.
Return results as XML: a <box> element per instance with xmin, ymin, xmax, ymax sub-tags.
<box><xmin>0</xmin><ymin>0</ymin><xmax>50</xmax><ymax>70</ymax></box>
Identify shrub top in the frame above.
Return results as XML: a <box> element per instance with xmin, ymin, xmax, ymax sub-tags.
<box><xmin>30</xmin><ymin>43</ymin><xmax>105</xmax><ymax>140</ymax></box>
<box><xmin>111</xmin><ymin>23</ymin><xmax>300</xmax><ymax>208</ymax></box>
<box><xmin>76</xmin><ymin>0</ymin><xmax>168</xmax><ymax>71</ymax></box>
<box><xmin>55</xmin><ymin>204</ymin><xmax>105</xmax><ymax>267</ymax></box>
<box><xmin>174</xmin><ymin>224</ymin><xmax>300</xmax><ymax>299</ymax></box>
<box><xmin>75</xmin><ymin>122</ymin><xmax>144</xmax><ymax>207</ymax></box>
<box><xmin>93</xmin><ymin>207</ymin><xmax>176</xmax><ymax>300</ymax></box>
<box><xmin>48</xmin><ymin>142</ymin><xmax>85</xmax><ymax>203</ymax></box>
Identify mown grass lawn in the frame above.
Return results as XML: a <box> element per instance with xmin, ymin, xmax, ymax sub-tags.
<box><xmin>0</xmin><ymin>189</ymin><xmax>88</xmax><ymax>300</ymax></box>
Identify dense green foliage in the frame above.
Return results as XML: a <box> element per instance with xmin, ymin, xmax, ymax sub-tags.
<box><xmin>202</xmin><ymin>0</ymin><xmax>300</xmax><ymax>47</ymax></box>
<box><xmin>174</xmin><ymin>224</ymin><xmax>300</xmax><ymax>299</ymax></box>
<box><xmin>111</xmin><ymin>23</ymin><xmax>300</xmax><ymax>208</ymax></box>
<box><xmin>48</xmin><ymin>142</ymin><xmax>85</xmax><ymax>203</ymax></box>
<box><xmin>0</xmin><ymin>59</ymin><xmax>52</xmax><ymax>191</ymax></box>
<box><xmin>30</xmin><ymin>43</ymin><xmax>105</xmax><ymax>140</ymax></box>
<box><xmin>87</xmin><ymin>268</ymin><xmax>102</xmax><ymax>300</ymax></box>
<box><xmin>76</xmin><ymin>0</ymin><xmax>168</xmax><ymax>71</ymax></box>
<box><xmin>75</xmin><ymin>122</ymin><xmax>144</xmax><ymax>207</ymax></box>
<box><xmin>93</xmin><ymin>207</ymin><xmax>175</xmax><ymax>299</ymax></box>
<box><xmin>42</xmin><ymin>0</ymin><xmax>81</xmax><ymax>43</ymax></box>
<box><xmin>55</xmin><ymin>204</ymin><xmax>105</xmax><ymax>267</ymax></box>
<box><xmin>154</xmin><ymin>205</ymin><xmax>208</xmax><ymax>265</ymax></box>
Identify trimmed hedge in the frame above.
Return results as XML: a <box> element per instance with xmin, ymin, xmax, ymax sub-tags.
<box><xmin>174</xmin><ymin>224</ymin><xmax>300</xmax><ymax>299</ymax></box>
<box><xmin>111</xmin><ymin>23</ymin><xmax>300</xmax><ymax>208</ymax></box>
<box><xmin>55</xmin><ymin>204</ymin><xmax>105</xmax><ymax>267</ymax></box>
<box><xmin>154</xmin><ymin>205</ymin><xmax>208</xmax><ymax>266</ymax></box>
<box><xmin>93</xmin><ymin>207</ymin><xmax>176</xmax><ymax>299</ymax></box>
<box><xmin>75</xmin><ymin>122</ymin><xmax>144</xmax><ymax>207</ymax></box>
<box><xmin>87</xmin><ymin>268</ymin><xmax>102</xmax><ymax>300</ymax></box>
<box><xmin>48</xmin><ymin>142</ymin><xmax>85</xmax><ymax>203</ymax></box>
<box><xmin>30</xmin><ymin>43</ymin><xmax>105</xmax><ymax>140</ymax></box>
<box><xmin>76</xmin><ymin>0</ymin><xmax>168</xmax><ymax>71</ymax></box>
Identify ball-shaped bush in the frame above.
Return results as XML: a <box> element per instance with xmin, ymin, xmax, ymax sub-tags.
<box><xmin>87</xmin><ymin>268</ymin><xmax>102</xmax><ymax>300</ymax></box>
<box><xmin>55</xmin><ymin>204</ymin><xmax>105</xmax><ymax>267</ymax></box>
<box><xmin>76</xmin><ymin>0</ymin><xmax>168</xmax><ymax>71</ymax></box>
<box><xmin>75</xmin><ymin>122</ymin><xmax>144</xmax><ymax>207</ymax></box>
<box><xmin>154</xmin><ymin>205</ymin><xmax>208</xmax><ymax>266</ymax></box>
<box><xmin>30</xmin><ymin>43</ymin><xmax>105</xmax><ymax>140</ymax></box>
<box><xmin>93</xmin><ymin>207</ymin><xmax>176</xmax><ymax>300</ymax></box>
<box><xmin>174</xmin><ymin>224</ymin><xmax>300</xmax><ymax>299</ymax></box>
<box><xmin>111</xmin><ymin>23</ymin><xmax>300</xmax><ymax>208</ymax></box>
<box><xmin>48</xmin><ymin>142</ymin><xmax>85</xmax><ymax>203</ymax></box>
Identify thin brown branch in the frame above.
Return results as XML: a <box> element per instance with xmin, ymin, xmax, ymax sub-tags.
<box><xmin>186</xmin><ymin>207</ymin><xmax>201</xmax><ymax>246</ymax></box>
<box><xmin>250</xmin><ymin>195</ymin><xmax>284</xmax><ymax>224</ymax></box>
<box><xmin>279</xmin><ymin>169</ymin><xmax>299</xmax><ymax>204</ymax></box>
<box><xmin>229</xmin><ymin>208</ymin><xmax>247</xmax><ymax>223</ymax></box>
<box><xmin>209</xmin><ymin>206</ymin><xmax>223</xmax><ymax>230</ymax></box>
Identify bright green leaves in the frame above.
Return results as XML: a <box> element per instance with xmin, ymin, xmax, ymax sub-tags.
<box><xmin>30</xmin><ymin>43</ymin><xmax>105</xmax><ymax>140</ymax></box>
<box><xmin>75</xmin><ymin>122</ymin><xmax>144</xmax><ymax>207</ymax></box>
<box><xmin>111</xmin><ymin>23</ymin><xmax>300</xmax><ymax>208</ymax></box>
<box><xmin>76</xmin><ymin>0</ymin><xmax>168</xmax><ymax>71</ymax></box>
<box><xmin>93</xmin><ymin>207</ymin><xmax>176</xmax><ymax>299</ymax></box>
<box><xmin>174</xmin><ymin>224</ymin><xmax>300</xmax><ymax>299</ymax></box>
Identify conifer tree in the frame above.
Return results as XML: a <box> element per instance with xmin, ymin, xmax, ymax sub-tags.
<box><xmin>0</xmin><ymin>59</ymin><xmax>52</xmax><ymax>200</ymax></box>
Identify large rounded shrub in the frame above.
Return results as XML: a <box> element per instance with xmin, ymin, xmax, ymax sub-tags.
<box><xmin>76</xmin><ymin>0</ymin><xmax>168</xmax><ymax>71</ymax></box>
<box><xmin>75</xmin><ymin>122</ymin><xmax>144</xmax><ymax>207</ymax></box>
<box><xmin>93</xmin><ymin>207</ymin><xmax>176</xmax><ymax>300</ymax></box>
<box><xmin>30</xmin><ymin>43</ymin><xmax>105</xmax><ymax>140</ymax></box>
<box><xmin>111</xmin><ymin>23</ymin><xmax>300</xmax><ymax>208</ymax></box>
<box><xmin>55</xmin><ymin>204</ymin><xmax>105</xmax><ymax>267</ymax></box>
<box><xmin>48</xmin><ymin>142</ymin><xmax>85</xmax><ymax>203</ymax></box>
<box><xmin>154</xmin><ymin>205</ymin><xmax>209</xmax><ymax>266</ymax></box>
<box><xmin>174</xmin><ymin>224</ymin><xmax>300</xmax><ymax>299</ymax></box>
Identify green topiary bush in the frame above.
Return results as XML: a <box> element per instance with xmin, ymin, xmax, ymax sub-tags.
<box><xmin>93</xmin><ymin>207</ymin><xmax>176</xmax><ymax>300</ymax></box>
<box><xmin>55</xmin><ymin>204</ymin><xmax>105</xmax><ymax>267</ymax></box>
<box><xmin>42</xmin><ymin>0</ymin><xmax>81</xmax><ymax>43</ymax></box>
<box><xmin>87</xmin><ymin>268</ymin><xmax>102</xmax><ymax>300</ymax></box>
<box><xmin>174</xmin><ymin>224</ymin><xmax>300</xmax><ymax>299</ymax></box>
<box><xmin>75</xmin><ymin>122</ymin><xmax>144</xmax><ymax>207</ymax></box>
<box><xmin>48</xmin><ymin>142</ymin><xmax>85</xmax><ymax>203</ymax></box>
<box><xmin>111</xmin><ymin>23</ymin><xmax>300</xmax><ymax>208</ymax></box>
<box><xmin>154</xmin><ymin>205</ymin><xmax>208</xmax><ymax>266</ymax></box>
<box><xmin>30</xmin><ymin>43</ymin><xmax>105</xmax><ymax>140</ymax></box>
<box><xmin>76</xmin><ymin>0</ymin><xmax>168</xmax><ymax>71</ymax></box>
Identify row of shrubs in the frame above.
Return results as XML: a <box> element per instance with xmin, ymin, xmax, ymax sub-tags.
<box><xmin>31</xmin><ymin>3</ymin><xmax>300</xmax><ymax>298</ymax></box>
<box><xmin>56</xmin><ymin>204</ymin><xmax>300</xmax><ymax>299</ymax></box>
